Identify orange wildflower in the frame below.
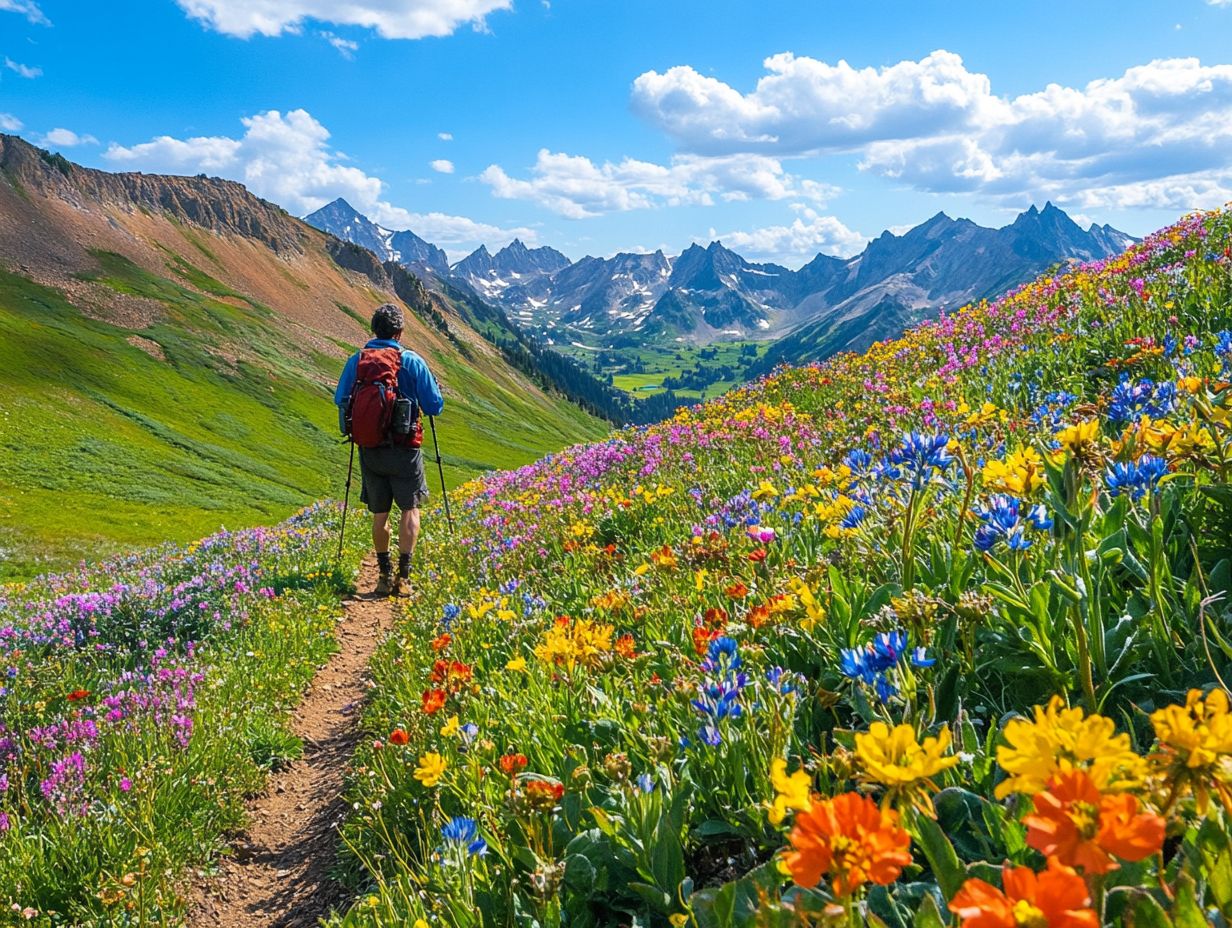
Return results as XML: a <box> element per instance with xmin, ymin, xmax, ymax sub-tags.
<box><xmin>950</xmin><ymin>859</ymin><xmax>1098</xmax><ymax>928</ymax></box>
<box><xmin>421</xmin><ymin>689</ymin><xmax>447</xmax><ymax>714</ymax></box>
<box><xmin>614</xmin><ymin>634</ymin><xmax>637</xmax><ymax>659</ymax></box>
<box><xmin>430</xmin><ymin>633</ymin><xmax>452</xmax><ymax>652</ymax></box>
<box><xmin>1023</xmin><ymin>770</ymin><xmax>1164</xmax><ymax>874</ymax></box>
<box><xmin>430</xmin><ymin>659</ymin><xmax>473</xmax><ymax>690</ymax></box>
<box><xmin>388</xmin><ymin>728</ymin><xmax>409</xmax><ymax>746</ymax></box>
<box><xmin>748</xmin><ymin>547</ymin><xmax>768</xmax><ymax>563</ymax></box>
<box><xmin>499</xmin><ymin>753</ymin><xmax>528</xmax><ymax>775</ymax></box>
<box><xmin>66</xmin><ymin>688</ymin><xmax>91</xmax><ymax>702</ymax></box>
<box><xmin>784</xmin><ymin>791</ymin><xmax>912</xmax><ymax>897</ymax></box>
<box><xmin>692</xmin><ymin>626</ymin><xmax>720</xmax><ymax>655</ymax></box>
<box><xmin>725</xmin><ymin>582</ymin><xmax>750</xmax><ymax>599</ymax></box>
<box><xmin>747</xmin><ymin>603</ymin><xmax>771</xmax><ymax>628</ymax></box>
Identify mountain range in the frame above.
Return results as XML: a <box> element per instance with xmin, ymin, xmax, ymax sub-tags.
<box><xmin>306</xmin><ymin>199</ymin><xmax>1136</xmax><ymax>365</ymax></box>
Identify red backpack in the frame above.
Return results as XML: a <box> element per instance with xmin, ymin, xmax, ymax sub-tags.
<box><xmin>346</xmin><ymin>348</ymin><xmax>422</xmax><ymax>448</ymax></box>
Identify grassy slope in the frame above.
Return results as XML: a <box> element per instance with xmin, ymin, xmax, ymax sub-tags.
<box><xmin>0</xmin><ymin>252</ymin><xmax>605</xmax><ymax>579</ymax></box>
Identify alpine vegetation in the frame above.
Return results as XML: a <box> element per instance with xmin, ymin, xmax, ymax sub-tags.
<box><xmin>328</xmin><ymin>208</ymin><xmax>1232</xmax><ymax>926</ymax></box>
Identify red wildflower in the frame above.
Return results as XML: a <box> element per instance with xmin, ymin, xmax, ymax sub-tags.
<box><xmin>724</xmin><ymin>582</ymin><xmax>749</xmax><ymax>599</ymax></box>
<box><xmin>702</xmin><ymin>607</ymin><xmax>728</xmax><ymax>627</ymax></box>
<box><xmin>66</xmin><ymin>689</ymin><xmax>90</xmax><ymax>702</ymax></box>
<box><xmin>430</xmin><ymin>633</ymin><xmax>452</xmax><ymax>652</ymax></box>
<box><xmin>748</xmin><ymin>547</ymin><xmax>768</xmax><ymax>563</ymax></box>
<box><xmin>388</xmin><ymin>728</ymin><xmax>410</xmax><ymax>746</ymax></box>
<box><xmin>421</xmin><ymin>689</ymin><xmax>447</xmax><ymax>714</ymax></box>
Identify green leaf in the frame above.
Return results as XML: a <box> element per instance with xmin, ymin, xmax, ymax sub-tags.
<box><xmin>1197</xmin><ymin>816</ymin><xmax>1232</xmax><ymax>911</ymax></box>
<box><xmin>1172</xmin><ymin>875</ymin><xmax>1207</xmax><ymax>928</ymax></box>
<box><xmin>627</xmin><ymin>882</ymin><xmax>672</xmax><ymax>912</ymax></box>
<box><xmin>911</xmin><ymin>811</ymin><xmax>966</xmax><ymax>900</ymax></box>
<box><xmin>564</xmin><ymin>853</ymin><xmax>596</xmax><ymax>894</ymax></box>
<box><xmin>912</xmin><ymin>894</ymin><xmax>947</xmax><ymax>928</ymax></box>
<box><xmin>1123</xmin><ymin>892</ymin><xmax>1173</xmax><ymax>928</ymax></box>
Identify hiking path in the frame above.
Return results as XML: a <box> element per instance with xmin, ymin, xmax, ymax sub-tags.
<box><xmin>189</xmin><ymin>557</ymin><xmax>391</xmax><ymax>928</ymax></box>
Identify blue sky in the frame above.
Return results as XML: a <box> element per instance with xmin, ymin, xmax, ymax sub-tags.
<box><xmin>3</xmin><ymin>0</ymin><xmax>1232</xmax><ymax>265</ymax></box>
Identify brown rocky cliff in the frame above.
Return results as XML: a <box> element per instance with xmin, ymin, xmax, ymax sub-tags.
<box><xmin>0</xmin><ymin>133</ymin><xmax>309</xmax><ymax>254</ymax></box>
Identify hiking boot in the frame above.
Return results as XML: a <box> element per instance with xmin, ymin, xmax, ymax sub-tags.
<box><xmin>391</xmin><ymin>576</ymin><xmax>411</xmax><ymax>597</ymax></box>
<box><xmin>375</xmin><ymin>572</ymin><xmax>392</xmax><ymax>597</ymax></box>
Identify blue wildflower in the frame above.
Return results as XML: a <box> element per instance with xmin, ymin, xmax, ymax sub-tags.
<box><xmin>1107</xmin><ymin>377</ymin><xmax>1177</xmax><ymax>424</ymax></box>
<box><xmin>888</xmin><ymin>432</ymin><xmax>953</xmax><ymax>489</ymax></box>
<box><xmin>636</xmin><ymin>773</ymin><xmax>655</xmax><ymax>793</ymax></box>
<box><xmin>441</xmin><ymin>816</ymin><xmax>487</xmax><ymax>856</ymax></box>
<box><xmin>1105</xmin><ymin>455</ymin><xmax>1168</xmax><ymax>500</ymax></box>
<box><xmin>839</xmin><ymin>506</ymin><xmax>867</xmax><ymax>530</ymax></box>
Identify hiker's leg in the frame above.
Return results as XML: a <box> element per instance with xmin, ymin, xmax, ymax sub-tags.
<box><xmin>398</xmin><ymin>507</ymin><xmax>420</xmax><ymax>560</ymax></box>
<box><xmin>372</xmin><ymin>511</ymin><xmax>392</xmax><ymax>552</ymax></box>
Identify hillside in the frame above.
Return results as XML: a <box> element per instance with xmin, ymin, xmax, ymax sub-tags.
<box><xmin>329</xmin><ymin>207</ymin><xmax>1231</xmax><ymax>925</ymax></box>
<box><xmin>0</xmin><ymin>135</ymin><xmax>606</xmax><ymax>578</ymax></box>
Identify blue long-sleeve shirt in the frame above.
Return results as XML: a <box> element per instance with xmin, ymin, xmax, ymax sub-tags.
<box><xmin>334</xmin><ymin>339</ymin><xmax>444</xmax><ymax>432</ymax></box>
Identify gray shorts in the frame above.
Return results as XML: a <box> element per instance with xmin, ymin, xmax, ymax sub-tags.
<box><xmin>358</xmin><ymin>446</ymin><xmax>429</xmax><ymax>514</ymax></box>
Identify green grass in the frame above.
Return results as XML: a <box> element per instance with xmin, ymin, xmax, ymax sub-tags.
<box><xmin>566</xmin><ymin>341</ymin><xmax>767</xmax><ymax>402</ymax></box>
<box><xmin>0</xmin><ymin>255</ymin><xmax>605</xmax><ymax>579</ymax></box>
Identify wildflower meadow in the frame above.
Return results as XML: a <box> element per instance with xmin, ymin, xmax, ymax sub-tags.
<box><xmin>0</xmin><ymin>504</ymin><xmax>358</xmax><ymax>923</ymax></box>
<box><xmin>332</xmin><ymin>208</ymin><xmax>1232</xmax><ymax>927</ymax></box>
<box><xmin>3</xmin><ymin>206</ymin><xmax>1232</xmax><ymax>927</ymax></box>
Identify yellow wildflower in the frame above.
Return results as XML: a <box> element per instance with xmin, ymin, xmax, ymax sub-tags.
<box><xmin>650</xmin><ymin>546</ymin><xmax>678</xmax><ymax>569</ymax></box>
<box><xmin>752</xmin><ymin>480</ymin><xmax>779</xmax><ymax>501</ymax></box>
<box><xmin>995</xmin><ymin>696</ymin><xmax>1145</xmax><ymax>798</ymax></box>
<box><xmin>533</xmin><ymin>617</ymin><xmax>613</xmax><ymax>673</ymax></box>
<box><xmin>1150</xmin><ymin>688</ymin><xmax>1232</xmax><ymax>812</ymax></box>
<box><xmin>439</xmin><ymin>715</ymin><xmax>460</xmax><ymax>738</ymax></box>
<box><xmin>769</xmin><ymin>758</ymin><xmax>813</xmax><ymax>825</ymax></box>
<box><xmin>982</xmin><ymin>447</ymin><xmax>1045</xmax><ymax>495</ymax></box>
<box><xmin>855</xmin><ymin>722</ymin><xmax>958</xmax><ymax>814</ymax></box>
<box><xmin>787</xmin><ymin>578</ymin><xmax>826</xmax><ymax>631</ymax></box>
<box><xmin>505</xmin><ymin>656</ymin><xmax>528</xmax><ymax>672</ymax></box>
<box><xmin>413</xmin><ymin>752</ymin><xmax>447</xmax><ymax>788</ymax></box>
<box><xmin>1056</xmin><ymin>419</ymin><xmax>1101</xmax><ymax>454</ymax></box>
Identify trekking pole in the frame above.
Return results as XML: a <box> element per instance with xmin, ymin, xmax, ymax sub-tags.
<box><xmin>337</xmin><ymin>438</ymin><xmax>356</xmax><ymax>560</ymax></box>
<box><xmin>428</xmin><ymin>415</ymin><xmax>454</xmax><ymax>534</ymax></box>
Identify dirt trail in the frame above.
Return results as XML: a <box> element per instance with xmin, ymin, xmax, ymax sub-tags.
<box><xmin>189</xmin><ymin>558</ymin><xmax>392</xmax><ymax>928</ymax></box>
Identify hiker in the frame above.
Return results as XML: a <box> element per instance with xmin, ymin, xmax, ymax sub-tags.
<box><xmin>335</xmin><ymin>303</ymin><xmax>444</xmax><ymax>596</ymax></box>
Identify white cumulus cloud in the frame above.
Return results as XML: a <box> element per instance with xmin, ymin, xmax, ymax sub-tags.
<box><xmin>430</xmin><ymin>158</ymin><xmax>454</xmax><ymax>173</ymax></box>
<box><xmin>708</xmin><ymin>207</ymin><xmax>865</xmax><ymax>265</ymax></box>
<box><xmin>0</xmin><ymin>113</ymin><xmax>21</xmax><ymax>131</ymax></box>
<box><xmin>41</xmin><ymin>128</ymin><xmax>98</xmax><ymax>147</ymax></box>
<box><xmin>5</xmin><ymin>57</ymin><xmax>42</xmax><ymax>78</ymax></box>
<box><xmin>437</xmin><ymin>131</ymin><xmax>453</xmax><ymax>141</ymax></box>
<box><xmin>0</xmin><ymin>0</ymin><xmax>49</xmax><ymax>25</ymax></box>
<box><xmin>480</xmin><ymin>149</ymin><xmax>838</xmax><ymax>219</ymax></box>
<box><xmin>103</xmin><ymin>108</ymin><xmax>533</xmax><ymax>255</ymax></box>
<box><xmin>633</xmin><ymin>50</ymin><xmax>998</xmax><ymax>156</ymax></box>
<box><xmin>632</xmin><ymin>50</ymin><xmax>1232</xmax><ymax>212</ymax></box>
<box><xmin>175</xmin><ymin>0</ymin><xmax>511</xmax><ymax>39</ymax></box>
